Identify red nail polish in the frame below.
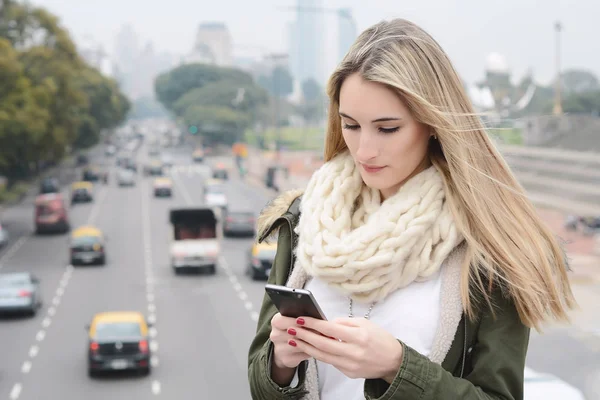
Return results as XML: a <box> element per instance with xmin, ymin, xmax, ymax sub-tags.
<box><xmin>287</xmin><ymin>328</ymin><xmax>297</xmax><ymax>336</ymax></box>
<box><xmin>296</xmin><ymin>318</ymin><xmax>305</xmax><ymax>326</ymax></box>
<box><xmin>288</xmin><ymin>339</ymin><xmax>297</xmax><ymax>347</ymax></box>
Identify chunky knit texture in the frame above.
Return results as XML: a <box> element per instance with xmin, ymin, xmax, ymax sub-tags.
<box><xmin>293</xmin><ymin>151</ymin><xmax>463</xmax><ymax>304</ymax></box>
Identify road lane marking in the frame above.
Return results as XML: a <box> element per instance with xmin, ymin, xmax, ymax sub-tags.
<box><xmin>28</xmin><ymin>345</ymin><xmax>38</xmax><ymax>358</ymax></box>
<box><xmin>9</xmin><ymin>383</ymin><xmax>22</xmax><ymax>399</ymax></box>
<box><xmin>233</xmin><ymin>282</ymin><xmax>242</xmax><ymax>292</ymax></box>
<box><xmin>151</xmin><ymin>380</ymin><xmax>161</xmax><ymax>395</ymax></box>
<box><xmin>244</xmin><ymin>301</ymin><xmax>253</xmax><ymax>311</ymax></box>
<box><xmin>239</xmin><ymin>291</ymin><xmax>248</xmax><ymax>301</ymax></box>
<box><xmin>0</xmin><ymin>236</ymin><xmax>29</xmax><ymax>269</ymax></box>
<box><xmin>47</xmin><ymin>306</ymin><xmax>56</xmax><ymax>316</ymax></box>
<box><xmin>35</xmin><ymin>330</ymin><xmax>45</xmax><ymax>342</ymax></box>
<box><xmin>52</xmin><ymin>297</ymin><xmax>60</xmax><ymax>306</ymax></box>
<box><xmin>21</xmin><ymin>361</ymin><xmax>31</xmax><ymax>374</ymax></box>
<box><xmin>42</xmin><ymin>317</ymin><xmax>51</xmax><ymax>328</ymax></box>
<box><xmin>56</xmin><ymin>287</ymin><xmax>64</xmax><ymax>297</ymax></box>
<box><xmin>141</xmin><ymin>180</ymin><xmax>160</xmax><ymax>379</ymax></box>
<box><xmin>250</xmin><ymin>312</ymin><xmax>259</xmax><ymax>322</ymax></box>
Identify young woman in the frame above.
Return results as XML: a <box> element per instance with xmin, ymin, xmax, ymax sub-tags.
<box><xmin>248</xmin><ymin>18</ymin><xmax>575</xmax><ymax>400</ymax></box>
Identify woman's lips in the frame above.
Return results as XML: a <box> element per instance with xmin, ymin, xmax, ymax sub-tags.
<box><xmin>361</xmin><ymin>164</ymin><xmax>386</xmax><ymax>173</ymax></box>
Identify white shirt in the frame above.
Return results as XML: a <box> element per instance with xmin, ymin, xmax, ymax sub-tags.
<box><xmin>299</xmin><ymin>267</ymin><xmax>443</xmax><ymax>400</ymax></box>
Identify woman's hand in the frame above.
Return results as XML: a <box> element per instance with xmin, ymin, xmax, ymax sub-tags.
<box><xmin>289</xmin><ymin>316</ymin><xmax>404</xmax><ymax>383</ymax></box>
<box><xmin>270</xmin><ymin>312</ymin><xmax>311</xmax><ymax>369</ymax></box>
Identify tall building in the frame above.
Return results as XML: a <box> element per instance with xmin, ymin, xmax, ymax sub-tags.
<box><xmin>187</xmin><ymin>22</ymin><xmax>233</xmax><ymax>66</ymax></box>
<box><xmin>289</xmin><ymin>0</ymin><xmax>325</xmax><ymax>85</ymax></box>
<box><xmin>337</xmin><ymin>8</ymin><xmax>357</xmax><ymax>63</ymax></box>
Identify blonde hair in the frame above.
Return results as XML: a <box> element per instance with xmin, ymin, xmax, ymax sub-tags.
<box><xmin>324</xmin><ymin>18</ymin><xmax>575</xmax><ymax>330</ymax></box>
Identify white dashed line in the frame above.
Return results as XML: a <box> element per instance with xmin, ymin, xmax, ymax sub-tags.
<box><xmin>52</xmin><ymin>297</ymin><xmax>60</xmax><ymax>306</ymax></box>
<box><xmin>244</xmin><ymin>301</ymin><xmax>253</xmax><ymax>311</ymax></box>
<box><xmin>21</xmin><ymin>361</ymin><xmax>31</xmax><ymax>374</ymax></box>
<box><xmin>9</xmin><ymin>383</ymin><xmax>22</xmax><ymax>399</ymax></box>
<box><xmin>151</xmin><ymin>380</ymin><xmax>161</xmax><ymax>395</ymax></box>
<box><xmin>28</xmin><ymin>345</ymin><xmax>38</xmax><ymax>358</ymax></box>
<box><xmin>141</xmin><ymin>179</ymin><xmax>160</xmax><ymax>394</ymax></box>
<box><xmin>250</xmin><ymin>312</ymin><xmax>259</xmax><ymax>322</ymax></box>
<box><xmin>238</xmin><ymin>291</ymin><xmax>248</xmax><ymax>301</ymax></box>
<box><xmin>35</xmin><ymin>330</ymin><xmax>45</xmax><ymax>342</ymax></box>
<box><xmin>0</xmin><ymin>236</ymin><xmax>29</xmax><ymax>269</ymax></box>
<box><xmin>233</xmin><ymin>282</ymin><xmax>242</xmax><ymax>292</ymax></box>
<box><xmin>42</xmin><ymin>317</ymin><xmax>51</xmax><ymax>328</ymax></box>
<box><xmin>56</xmin><ymin>287</ymin><xmax>64</xmax><ymax>297</ymax></box>
<box><xmin>47</xmin><ymin>307</ymin><xmax>56</xmax><ymax>317</ymax></box>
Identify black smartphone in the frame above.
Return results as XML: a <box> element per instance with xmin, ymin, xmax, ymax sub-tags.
<box><xmin>265</xmin><ymin>284</ymin><xmax>328</xmax><ymax>320</ymax></box>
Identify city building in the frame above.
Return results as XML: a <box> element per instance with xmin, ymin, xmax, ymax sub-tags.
<box><xmin>337</xmin><ymin>8</ymin><xmax>357</xmax><ymax>63</ymax></box>
<box><xmin>288</xmin><ymin>0</ymin><xmax>326</xmax><ymax>85</ymax></box>
<box><xmin>186</xmin><ymin>22</ymin><xmax>233</xmax><ymax>66</ymax></box>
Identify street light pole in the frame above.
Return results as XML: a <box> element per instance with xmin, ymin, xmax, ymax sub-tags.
<box><xmin>553</xmin><ymin>21</ymin><xmax>563</xmax><ymax>115</ymax></box>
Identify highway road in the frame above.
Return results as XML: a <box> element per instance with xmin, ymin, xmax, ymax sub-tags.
<box><xmin>0</xmin><ymin>143</ymin><xmax>598</xmax><ymax>399</ymax></box>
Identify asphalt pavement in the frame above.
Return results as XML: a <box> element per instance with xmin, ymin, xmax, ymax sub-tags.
<box><xmin>0</xmin><ymin>143</ymin><xmax>598</xmax><ymax>400</ymax></box>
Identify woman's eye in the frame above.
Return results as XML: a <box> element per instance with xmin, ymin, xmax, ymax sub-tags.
<box><xmin>379</xmin><ymin>127</ymin><xmax>400</xmax><ymax>134</ymax></box>
<box><xmin>342</xmin><ymin>123</ymin><xmax>360</xmax><ymax>130</ymax></box>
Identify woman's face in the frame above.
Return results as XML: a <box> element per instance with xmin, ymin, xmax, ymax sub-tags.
<box><xmin>339</xmin><ymin>73</ymin><xmax>432</xmax><ymax>200</ymax></box>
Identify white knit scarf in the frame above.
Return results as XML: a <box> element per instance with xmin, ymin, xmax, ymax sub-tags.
<box><xmin>294</xmin><ymin>151</ymin><xmax>463</xmax><ymax>304</ymax></box>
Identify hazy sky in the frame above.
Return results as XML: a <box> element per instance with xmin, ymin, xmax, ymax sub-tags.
<box><xmin>34</xmin><ymin>0</ymin><xmax>599</xmax><ymax>86</ymax></box>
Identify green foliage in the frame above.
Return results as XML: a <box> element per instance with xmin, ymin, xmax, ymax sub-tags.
<box><xmin>0</xmin><ymin>2</ymin><xmax>129</xmax><ymax>185</ymax></box>
<box><xmin>258</xmin><ymin>66</ymin><xmax>294</xmax><ymax>98</ymax></box>
<box><xmin>154</xmin><ymin>63</ymin><xmax>268</xmax><ymax>145</ymax></box>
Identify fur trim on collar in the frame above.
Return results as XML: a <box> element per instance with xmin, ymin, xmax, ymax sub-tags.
<box><xmin>256</xmin><ymin>189</ymin><xmax>304</xmax><ymax>243</ymax></box>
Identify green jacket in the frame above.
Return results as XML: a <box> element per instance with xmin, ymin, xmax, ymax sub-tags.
<box><xmin>248</xmin><ymin>192</ymin><xmax>531</xmax><ymax>400</ymax></box>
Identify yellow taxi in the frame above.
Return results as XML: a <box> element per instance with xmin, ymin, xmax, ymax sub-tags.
<box><xmin>86</xmin><ymin>311</ymin><xmax>152</xmax><ymax>377</ymax></box>
<box><xmin>70</xmin><ymin>226</ymin><xmax>106</xmax><ymax>265</ymax></box>
<box><xmin>246</xmin><ymin>242</ymin><xmax>277</xmax><ymax>280</ymax></box>
<box><xmin>153</xmin><ymin>177</ymin><xmax>172</xmax><ymax>197</ymax></box>
<box><xmin>70</xmin><ymin>181</ymin><xmax>93</xmax><ymax>204</ymax></box>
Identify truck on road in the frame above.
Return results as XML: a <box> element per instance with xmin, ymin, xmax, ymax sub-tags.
<box><xmin>169</xmin><ymin>208</ymin><xmax>220</xmax><ymax>275</ymax></box>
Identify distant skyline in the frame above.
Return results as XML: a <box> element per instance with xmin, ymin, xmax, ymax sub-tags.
<box><xmin>33</xmin><ymin>0</ymin><xmax>600</xmax><ymax>86</ymax></box>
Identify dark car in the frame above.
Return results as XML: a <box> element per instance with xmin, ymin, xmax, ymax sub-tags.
<box><xmin>212</xmin><ymin>169</ymin><xmax>228</xmax><ymax>180</ymax></box>
<box><xmin>86</xmin><ymin>311</ymin><xmax>152</xmax><ymax>377</ymax></box>
<box><xmin>0</xmin><ymin>272</ymin><xmax>42</xmax><ymax>316</ymax></box>
<box><xmin>70</xmin><ymin>226</ymin><xmax>106</xmax><ymax>266</ymax></box>
<box><xmin>223</xmin><ymin>210</ymin><xmax>255</xmax><ymax>237</ymax></box>
<box><xmin>39</xmin><ymin>177</ymin><xmax>60</xmax><ymax>194</ymax></box>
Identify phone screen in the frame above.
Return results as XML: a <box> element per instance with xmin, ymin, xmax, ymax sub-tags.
<box><xmin>265</xmin><ymin>284</ymin><xmax>327</xmax><ymax>320</ymax></box>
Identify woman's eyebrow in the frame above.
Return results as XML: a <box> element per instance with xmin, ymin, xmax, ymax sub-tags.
<box><xmin>339</xmin><ymin>112</ymin><xmax>402</xmax><ymax>123</ymax></box>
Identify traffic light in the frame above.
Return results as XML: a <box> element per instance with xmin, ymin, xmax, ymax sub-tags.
<box><xmin>188</xmin><ymin>125</ymin><xmax>198</xmax><ymax>135</ymax></box>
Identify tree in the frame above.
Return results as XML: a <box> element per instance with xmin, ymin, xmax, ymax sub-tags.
<box><xmin>0</xmin><ymin>2</ymin><xmax>129</xmax><ymax>183</ymax></box>
<box><xmin>258</xmin><ymin>66</ymin><xmax>294</xmax><ymax>99</ymax></box>
<box><xmin>561</xmin><ymin>69</ymin><xmax>599</xmax><ymax>94</ymax></box>
<box><xmin>155</xmin><ymin>63</ymin><xmax>253</xmax><ymax>110</ymax></box>
<box><xmin>183</xmin><ymin>105</ymin><xmax>250</xmax><ymax>145</ymax></box>
<box><xmin>301</xmin><ymin>78</ymin><xmax>321</xmax><ymax>103</ymax></box>
<box><xmin>154</xmin><ymin>63</ymin><xmax>268</xmax><ymax>145</ymax></box>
